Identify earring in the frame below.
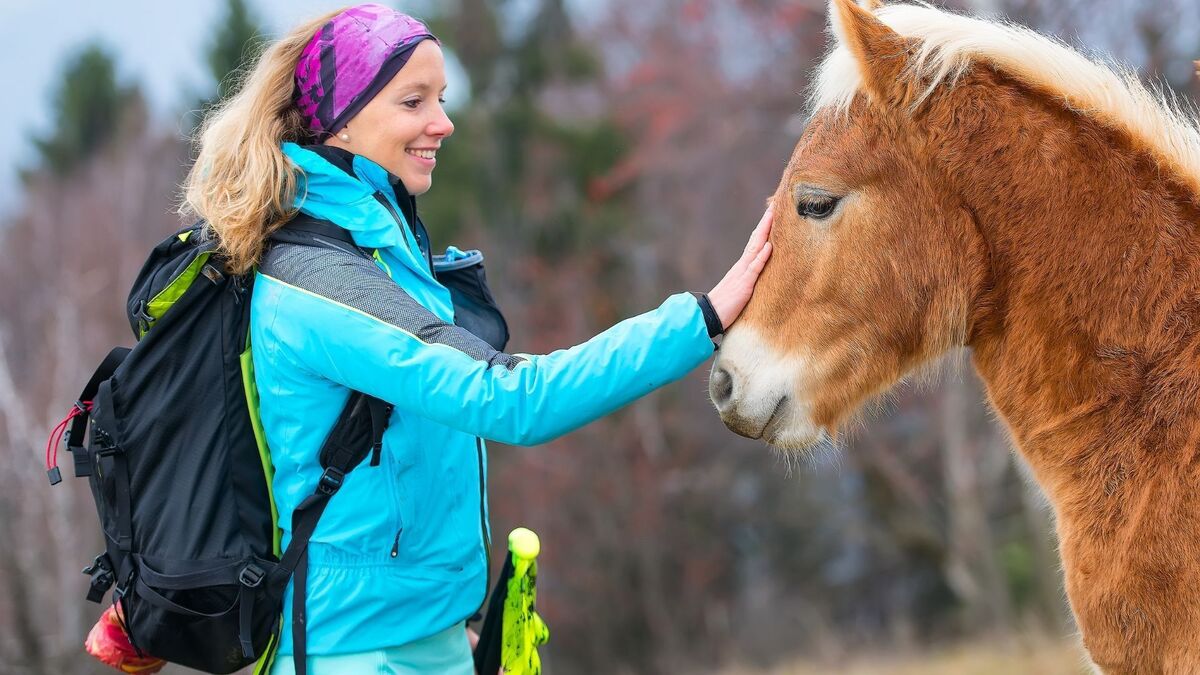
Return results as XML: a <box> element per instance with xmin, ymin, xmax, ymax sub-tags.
<box><xmin>338</xmin><ymin>132</ymin><xmax>350</xmax><ymax>142</ymax></box>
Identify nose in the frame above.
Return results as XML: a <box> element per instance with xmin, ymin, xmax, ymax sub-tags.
<box><xmin>709</xmin><ymin>366</ymin><xmax>735</xmax><ymax>411</ymax></box>
<box><xmin>430</xmin><ymin>107</ymin><xmax>454</xmax><ymax>138</ymax></box>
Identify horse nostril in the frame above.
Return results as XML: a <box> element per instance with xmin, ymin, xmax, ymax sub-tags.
<box><xmin>710</xmin><ymin>367</ymin><xmax>734</xmax><ymax>408</ymax></box>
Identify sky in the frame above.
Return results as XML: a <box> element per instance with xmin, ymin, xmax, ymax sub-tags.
<box><xmin>0</xmin><ymin>0</ymin><xmax>503</xmax><ymax>216</ymax></box>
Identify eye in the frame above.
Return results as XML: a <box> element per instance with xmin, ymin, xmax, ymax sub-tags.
<box><xmin>402</xmin><ymin>98</ymin><xmax>421</xmax><ymax>110</ymax></box>
<box><xmin>796</xmin><ymin>192</ymin><xmax>840</xmax><ymax>220</ymax></box>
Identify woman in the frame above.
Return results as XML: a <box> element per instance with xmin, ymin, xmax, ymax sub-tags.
<box><xmin>180</xmin><ymin>5</ymin><xmax>772</xmax><ymax>674</ymax></box>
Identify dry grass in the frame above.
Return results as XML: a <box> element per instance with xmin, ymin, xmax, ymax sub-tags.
<box><xmin>721</xmin><ymin>638</ymin><xmax>1090</xmax><ymax>675</ymax></box>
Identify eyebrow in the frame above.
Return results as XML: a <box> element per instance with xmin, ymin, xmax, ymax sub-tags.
<box><xmin>393</xmin><ymin>80</ymin><xmax>449</xmax><ymax>94</ymax></box>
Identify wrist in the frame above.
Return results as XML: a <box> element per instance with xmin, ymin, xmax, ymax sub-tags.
<box><xmin>690</xmin><ymin>292</ymin><xmax>724</xmax><ymax>338</ymax></box>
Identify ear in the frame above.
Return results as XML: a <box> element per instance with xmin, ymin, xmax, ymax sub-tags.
<box><xmin>829</xmin><ymin>0</ymin><xmax>912</xmax><ymax>107</ymax></box>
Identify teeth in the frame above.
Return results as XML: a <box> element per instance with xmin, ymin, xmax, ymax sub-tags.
<box><xmin>407</xmin><ymin>149</ymin><xmax>436</xmax><ymax>160</ymax></box>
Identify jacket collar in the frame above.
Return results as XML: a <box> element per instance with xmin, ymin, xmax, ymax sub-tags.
<box><xmin>281</xmin><ymin>142</ymin><xmax>419</xmax><ymax>253</ymax></box>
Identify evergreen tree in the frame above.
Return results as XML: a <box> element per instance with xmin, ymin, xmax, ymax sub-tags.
<box><xmin>205</xmin><ymin>0</ymin><xmax>266</xmax><ymax>104</ymax></box>
<box><xmin>183</xmin><ymin>0</ymin><xmax>265</xmax><ymax>133</ymax></box>
<box><xmin>421</xmin><ymin>0</ymin><xmax>625</xmax><ymax>253</ymax></box>
<box><xmin>30</xmin><ymin>44</ymin><xmax>139</xmax><ymax>176</ymax></box>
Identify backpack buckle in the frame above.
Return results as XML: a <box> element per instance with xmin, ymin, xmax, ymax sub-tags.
<box><xmin>82</xmin><ymin>553</ymin><xmax>111</xmax><ymax>576</ymax></box>
<box><xmin>82</xmin><ymin>554</ymin><xmax>115</xmax><ymax>603</ymax></box>
<box><xmin>317</xmin><ymin>467</ymin><xmax>344</xmax><ymax>495</ymax></box>
<box><xmin>238</xmin><ymin>563</ymin><xmax>265</xmax><ymax>588</ymax></box>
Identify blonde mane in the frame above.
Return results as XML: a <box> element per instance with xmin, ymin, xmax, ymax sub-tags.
<box><xmin>813</xmin><ymin>2</ymin><xmax>1200</xmax><ymax>194</ymax></box>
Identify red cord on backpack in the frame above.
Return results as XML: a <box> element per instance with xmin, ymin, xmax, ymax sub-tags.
<box><xmin>45</xmin><ymin>401</ymin><xmax>91</xmax><ymax>484</ymax></box>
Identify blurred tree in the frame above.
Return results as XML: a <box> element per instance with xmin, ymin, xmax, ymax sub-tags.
<box><xmin>28</xmin><ymin>44</ymin><xmax>141</xmax><ymax>177</ymax></box>
<box><xmin>1</xmin><ymin>109</ymin><xmax>188</xmax><ymax>675</ymax></box>
<box><xmin>421</xmin><ymin>0</ymin><xmax>627</xmax><ymax>253</ymax></box>
<box><xmin>4</xmin><ymin>22</ymin><xmax>185</xmax><ymax>675</ymax></box>
<box><xmin>205</xmin><ymin>0</ymin><xmax>266</xmax><ymax>103</ymax></box>
<box><xmin>185</xmin><ymin>0</ymin><xmax>266</xmax><ymax>133</ymax></box>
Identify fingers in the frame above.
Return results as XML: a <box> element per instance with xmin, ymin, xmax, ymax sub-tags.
<box><xmin>737</xmin><ymin>206</ymin><xmax>774</xmax><ymax>275</ymax></box>
<box><xmin>710</xmin><ymin>240</ymin><xmax>772</xmax><ymax>330</ymax></box>
<box><xmin>708</xmin><ymin>205</ymin><xmax>776</xmax><ymax>329</ymax></box>
<box><xmin>740</xmin><ymin>212</ymin><xmax>773</xmax><ymax>271</ymax></box>
<box><xmin>756</xmin><ymin>202</ymin><xmax>775</xmax><ymax>236</ymax></box>
<box><xmin>748</xmin><ymin>240</ymin><xmax>772</xmax><ymax>275</ymax></box>
<box><xmin>739</xmin><ymin>241</ymin><xmax>771</xmax><ymax>286</ymax></box>
<box><xmin>743</xmin><ymin>203</ymin><xmax>774</xmax><ymax>255</ymax></box>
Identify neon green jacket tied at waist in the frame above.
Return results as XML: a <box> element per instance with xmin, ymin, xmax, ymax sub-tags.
<box><xmin>250</xmin><ymin>142</ymin><xmax>717</xmax><ymax>656</ymax></box>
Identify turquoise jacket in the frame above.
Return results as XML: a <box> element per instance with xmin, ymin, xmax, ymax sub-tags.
<box><xmin>250</xmin><ymin>142</ymin><xmax>717</xmax><ymax>656</ymax></box>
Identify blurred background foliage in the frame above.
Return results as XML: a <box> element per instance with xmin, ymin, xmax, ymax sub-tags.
<box><xmin>1</xmin><ymin>0</ymin><xmax>1197</xmax><ymax>673</ymax></box>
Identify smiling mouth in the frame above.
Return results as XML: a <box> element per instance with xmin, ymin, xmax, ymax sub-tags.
<box><xmin>406</xmin><ymin>148</ymin><xmax>436</xmax><ymax>160</ymax></box>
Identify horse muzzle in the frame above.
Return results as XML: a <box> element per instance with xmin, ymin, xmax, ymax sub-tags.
<box><xmin>709</xmin><ymin>326</ymin><xmax>823</xmax><ymax>450</ymax></box>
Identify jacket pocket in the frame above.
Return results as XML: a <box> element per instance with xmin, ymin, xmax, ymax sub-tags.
<box><xmin>382</xmin><ymin>423</ymin><xmax>408</xmax><ymax>559</ymax></box>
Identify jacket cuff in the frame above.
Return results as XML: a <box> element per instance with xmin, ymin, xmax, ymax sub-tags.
<box><xmin>690</xmin><ymin>292</ymin><xmax>724</xmax><ymax>338</ymax></box>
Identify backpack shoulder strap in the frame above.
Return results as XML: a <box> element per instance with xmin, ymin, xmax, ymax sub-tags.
<box><xmin>256</xmin><ymin>243</ymin><xmax>394</xmax><ymax>673</ymax></box>
<box><xmin>261</xmin><ymin>215</ymin><xmax>391</xmax><ymax>463</ymax></box>
<box><xmin>268</xmin><ymin>214</ymin><xmax>371</xmax><ymax>257</ymax></box>
<box><xmin>266</xmin><ymin>390</ymin><xmax>392</xmax><ymax>675</ymax></box>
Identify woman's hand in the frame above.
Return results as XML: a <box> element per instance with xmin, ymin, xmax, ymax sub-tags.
<box><xmin>708</xmin><ymin>203</ymin><xmax>774</xmax><ymax>329</ymax></box>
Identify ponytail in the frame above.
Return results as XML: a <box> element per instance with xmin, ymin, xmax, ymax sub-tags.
<box><xmin>178</xmin><ymin>8</ymin><xmax>344</xmax><ymax>274</ymax></box>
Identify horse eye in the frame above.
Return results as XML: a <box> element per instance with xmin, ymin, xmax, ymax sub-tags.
<box><xmin>798</xmin><ymin>196</ymin><xmax>839</xmax><ymax>220</ymax></box>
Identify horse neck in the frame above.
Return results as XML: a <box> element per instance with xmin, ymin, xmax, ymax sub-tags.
<box><xmin>942</xmin><ymin>75</ymin><xmax>1200</xmax><ymax>503</ymax></box>
<box><xmin>947</xmin><ymin>79</ymin><xmax>1200</xmax><ymax>667</ymax></box>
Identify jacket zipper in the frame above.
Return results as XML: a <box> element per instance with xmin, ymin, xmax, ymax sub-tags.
<box><xmin>476</xmin><ymin>437</ymin><xmax>491</xmax><ymax>599</ymax></box>
<box><xmin>375</xmin><ymin>187</ymin><xmax>478</xmax><ymax>577</ymax></box>
<box><xmin>382</xmin><ymin>429</ymin><xmax>405</xmax><ymax>560</ymax></box>
<box><xmin>372</xmin><ymin>191</ymin><xmax>433</xmax><ymax>271</ymax></box>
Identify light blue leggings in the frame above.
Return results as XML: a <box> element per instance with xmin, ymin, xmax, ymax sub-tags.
<box><xmin>269</xmin><ymin>622</ymin><xmax>474</xmax><ymax>675</ymax></box>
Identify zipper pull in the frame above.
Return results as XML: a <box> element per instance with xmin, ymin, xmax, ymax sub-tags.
<box><xmin>390</xmin><ymin>530</ymin><xmax>401</xmax><ymax>558</ymax></box>
<box><xmin>133</xmin><ymin>300</ymin><xmax>153</xmax><ymax>336</ymax></box>
<box><xmin>227</xmin><ymin>273</ymin><xmax>246</xmax><ymax>304</ymax></box>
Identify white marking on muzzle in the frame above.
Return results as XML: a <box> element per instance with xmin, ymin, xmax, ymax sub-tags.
<box><xmin>711</xmin><ymin>325</ymin><xmax>824</xmax><ymax>449</ymax></box>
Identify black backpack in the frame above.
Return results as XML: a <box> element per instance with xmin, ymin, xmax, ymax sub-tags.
<box><xmin>47</xmin><ymin>217</ymin><xmax>396</xmax><ymax>674</ymax></box>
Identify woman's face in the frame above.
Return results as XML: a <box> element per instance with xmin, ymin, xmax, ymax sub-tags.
<box><xmin>328</xmin><ymin>40</ymin><xmax>454</xmax><ymax>195</ymax></box>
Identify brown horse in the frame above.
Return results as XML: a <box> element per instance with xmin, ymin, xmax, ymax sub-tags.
<box><xmin>710</xmin><ymin>1</ymin><xmax>1200</xmax><ymax>672</ymax></box>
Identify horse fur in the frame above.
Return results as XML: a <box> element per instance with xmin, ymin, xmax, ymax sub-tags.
<box><xmin>712</xmin><ymin>1</ymin><xmax>1200</xmax><ymax>672</ymax></box>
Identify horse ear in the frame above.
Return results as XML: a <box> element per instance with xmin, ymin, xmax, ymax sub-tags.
<box><xmin>830</xmin><ymin>0</ymin><xmax>910</xmax><ymax>106</ymax></box>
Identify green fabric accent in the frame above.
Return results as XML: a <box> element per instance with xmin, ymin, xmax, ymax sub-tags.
<box><xmin>178</xmin><ymin>230</ymin><xmax>193</xmax><ymax>243</ymax></box>
<box><xmin>241</xmin><ymin>336</ymin><xmax>281</xmax><ymax>558</ymax></box>
<box><xmin>138</xmin><ymin>251</ymin><xmax>212</xmax><ymax>339</ymax></box>
<box><xmin>372</xmin><ymin>249</ymin><xmax>392</xmax><ymax>277</ymax></box>
<box><xmin>252</xmin><ymin>626</ymin><xmax>278</xmax><ymax>675</ymax></box>
<box><xmin>245</xmin><ymin>275</ymin><xmax>282</xmax><ymax>675</ymax></box>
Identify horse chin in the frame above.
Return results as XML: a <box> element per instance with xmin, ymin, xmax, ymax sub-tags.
<box><xmin>761</xmin><ymin>417</ymin><xmax>826</xmax><ymax>452</ymax></box>
<box><xmin>719</xmin><ymin>404</ymin><xmax>825</xmax><ymax>451</ymax></box>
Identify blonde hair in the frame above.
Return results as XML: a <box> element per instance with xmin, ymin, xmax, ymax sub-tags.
<box><xmin>178</xmin><ymin>8</ymin><xmax>345</xmax><ymax>274</ymax></box>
